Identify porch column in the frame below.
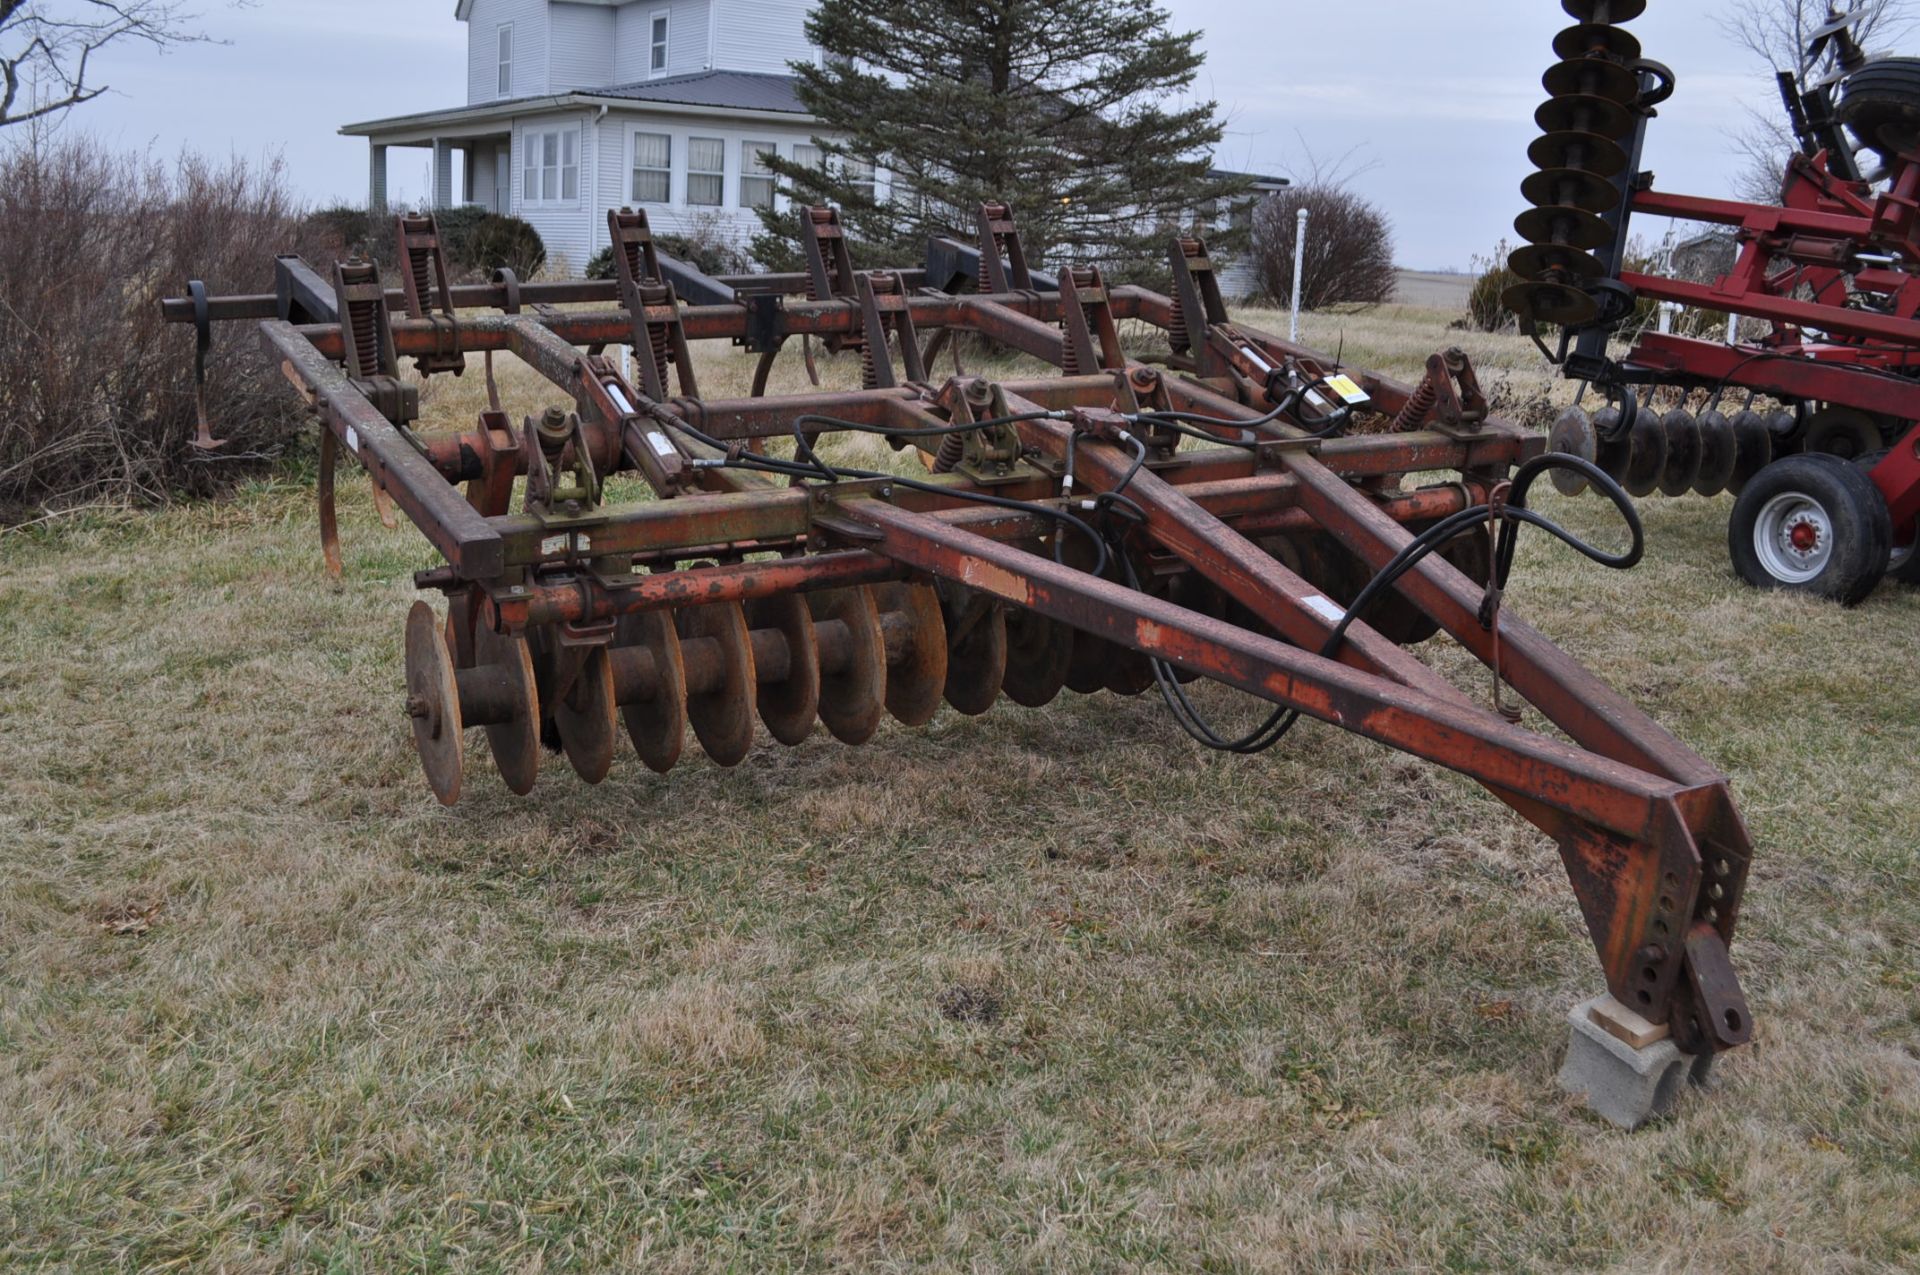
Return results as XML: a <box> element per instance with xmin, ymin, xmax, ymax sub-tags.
<box><xmin>369</xmin><ymin>142</ymin><xmax>388</xmax><ymax>214</ymax></box>
<box><xmin>432</xmin><ymin>137</ymin><xmax>455</xmax><ymax>210</ymax></box>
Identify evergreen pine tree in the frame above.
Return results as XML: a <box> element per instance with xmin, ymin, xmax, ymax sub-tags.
<box><xmin>750</xmin><ymin>0</ymin><xmax>1247</xmax><ymax>278</ymax></box>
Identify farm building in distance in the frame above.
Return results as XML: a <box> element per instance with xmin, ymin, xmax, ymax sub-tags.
<box><xmin>340</xmin><ymin>0</ymin><xmax>1282</xmax><ymax>292</ymax></box>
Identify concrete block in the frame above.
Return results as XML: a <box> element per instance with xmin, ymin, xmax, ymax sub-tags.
<box><xmin>1557</xmin><ymin>995</ymin><xmax>1702</xmax><ymax>1130</ymax></box>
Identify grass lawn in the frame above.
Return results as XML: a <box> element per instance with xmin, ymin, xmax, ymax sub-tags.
<box><xmin>1</xmin><ymin>304</ymin><xmax>1916</xmax><ymax>1271</ymax></box>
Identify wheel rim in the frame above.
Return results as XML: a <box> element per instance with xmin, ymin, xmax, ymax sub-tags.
<box><xmin>1753</xmin><ymin>491</ymin><xmax>1835</xmax><ymax>583</ymax></box>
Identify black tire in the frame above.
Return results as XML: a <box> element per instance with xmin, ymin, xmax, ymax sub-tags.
<box><xmin>1839</xmin><ymin>57</ymin><xmax>1920</xmax><ymax>159</ymax></box>
<box><xmin>1728</xmin><ymin>453</ymin><xmax>1891</xmax><ymax>604</ymax></box>
<box><xmin>1892</xmin><ymin>537</ymin><xmax>1920</xmax><ymax>584</ymax></box>
<box><xmin>1854</xmin><ymin>450</ymin><xmax>1920</xmax><ymax>584</ymax></box>
<box><xmin>1803</xmin><ymin>405</ymin><xmax>1884</xmax><ymax>460</ymax></box>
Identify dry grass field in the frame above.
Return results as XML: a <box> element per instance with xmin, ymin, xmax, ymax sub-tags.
<box><xmin>1392</xmin><ymin>273</ymin><xmax>1476</xmax><ymax>311</ymax></box>
<box><xmin>2</xmin><ymin>302</ymin><xmax>1917</xmax><ymax>1272</ymax></box>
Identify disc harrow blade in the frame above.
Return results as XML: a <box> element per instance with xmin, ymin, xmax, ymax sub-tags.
<box><xmin>1658</xmin><ymin>409</ymin><xmax>1702</xmax><ymax>497</ymax></box>
<box><xmin>1693</xmin><ymin>410</ymin><xmax>1737</xmax><ymax>497</ymax></box>
<box><xmin>679</xmin><ymin>599</ymin><xmax>758</xmax><ymax>766</ymax></box>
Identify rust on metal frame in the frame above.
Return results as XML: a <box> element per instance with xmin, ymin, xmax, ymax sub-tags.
<box><xmin>166</xmin><ymin>201</ymin><xmax>1757</xmax><ymax>1069</ymax></box>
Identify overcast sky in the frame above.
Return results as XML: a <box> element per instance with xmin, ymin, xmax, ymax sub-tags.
<box><xmin>46</xmin><ymin>0</ymin><xmax>1777</xmax><ymax>270</ymax></box>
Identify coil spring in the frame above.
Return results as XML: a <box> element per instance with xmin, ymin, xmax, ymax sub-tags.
<box><xmin>408</xmin><ymin>253</ymin><xmax>435</xmax><ymax>311</ymax></box>
<box><xmin>1393</xmin><ymin>373</ymin><xmax>1440</xmax><ymax>431</ymax></box>
<box><xmin>348</xmin><ymin>298</ymin><xmax>382</xmax><ymax>377</ymax></box>
<box><xmin>1167</xmin><ymin>292</ymin><xmax>1188</xmax><ymax>351</ymax></box>
<box><xmin>649</xmin><ymin>321</ymin><xmax>672</xmax><ymax>389</ymax></box>
<box><xmin>931</xmin><ymin>433</ymin><xmax>965</xmax><ymax>474</ymax></box>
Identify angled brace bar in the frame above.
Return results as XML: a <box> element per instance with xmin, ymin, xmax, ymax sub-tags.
<box><xmin>1168</xmin><ymin>235</ymin><xmax>1231</xmax><ymax>373</ymax></box>
<box><xmin>334</xmin><ymin>259</ymin><xmax>397</xmax><ymax>381</ymax></box>
<box><xmin>261</xmin><ymin>320</ymin><xmax>502</xmax><ymax>578</ymax></box>
<box><xmin>502</xmin><ymin>316</ymin><xmax>686</xmax><ymax>496</ymax></box>
<box><xmin>843</xmin><ymin>496</ymin><xmax>1744</xmax><ymax>1045</ymax></box>
<box><xmin>801</xmin><ymin>205</ymin><xmax>857</xmax><ymax>301</ymax></box>
<box><xmin>608</xmin><ymin>206</ymin><xmax>664</xmax><ymax>287</ymax></box>
<box><xmin>854</xmin><ymin>271</ymin><xmax>927</xmax><ymax>389</ymax></box>
<box><xmin>593</xmin><ymin>353</ymin><xmax>781</xmax><ymax>498</ymax></box>
<box><xmin>976</xmin><ymin>201</ymin><xmax>1034</xmax><ymax>293</ymax></box>
<box><xmin>605</xmin><ymin>207</ymin><xmax>698</xmax><ymax>400</ymax></box>
<box><xmin>800</xmin><ymin>205</ymin><xmax>863</xmax><ymax>356</ymax></box>
<box><xmin>397</xmin><ymin>213</ymin><xmax>455</xmax><ymax>319</ymax></box>
<box><xmin>845</xmin><ymin>498</ymin><xmax>1689</xmax><ymax>840</ymax></box>
<box><xmin>332</xmin><ymin>259</ymin><xmax>418</xmax><ymax>427</ymax></box>
<box><xmin>275</xmin><ymin>254</ymin><xmax>339</xmax><ymax>325</ymax></box>
<box><xmin>631</xmin><ymin>282</ymin><xmax>700</xmax><ymax>402</ymax></box>
<box><xmin>1058</xmin><ymin>265</ymin><xmax>1125</xmax><ymax>376</ymax></box>
<box><xmin>959</xmin><ymin>295</ymin><xmax>1068</xmax><ymax>364</ymax></box>
<box><xmin>1006</xmin><ymin>396</ymin><xmax>1466</xmax><ymax>700</ymax></box>
<box><xmin>395</xmin><ymin>213</ymin><xmax>465</xmax><ymax>376</ymax></box>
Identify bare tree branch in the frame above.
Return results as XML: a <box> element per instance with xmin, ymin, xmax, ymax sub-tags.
<box><xmin>1</xmin><ymin>1</ymin><xmax>215</xmax><ymax>129</ymax></box>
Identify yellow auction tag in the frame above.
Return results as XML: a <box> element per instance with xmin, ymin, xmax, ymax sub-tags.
<box><xmin>1325</xmin><ymin>374</ymin><xmax>1369</xmax><ymax>404</ymax></box>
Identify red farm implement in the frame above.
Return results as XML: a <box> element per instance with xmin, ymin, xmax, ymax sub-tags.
<box><xmin>166</xmin><ymin>200</ymin><xmax>1755</xmax><ymax>1125</ymax></box>
<box><xmin>1508</xmin><ymin>0</ymin><xmax>1920</xmax><ymax>604</ymax></box>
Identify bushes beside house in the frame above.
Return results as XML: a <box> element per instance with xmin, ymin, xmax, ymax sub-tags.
<box><xmin>303</xmin><ymin>204</ymin><xmax>546</xmax><ymax>279</ymax></box>
<box><xmin>586</xmin><ymin>212</ymin><xmax>752</xmax><ymax>281</ymax></box>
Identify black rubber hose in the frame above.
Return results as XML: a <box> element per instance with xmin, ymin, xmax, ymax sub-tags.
<box><xmin>1144</xmin><ymin>453</ymin><xmax>1642</xmax><ymax>754</ymax></box>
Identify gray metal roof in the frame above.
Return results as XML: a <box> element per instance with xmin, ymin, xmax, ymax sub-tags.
<box><xmin>340</xmin><ymin>73</ymin><xmax>812</xmax><ymax>138</ymax></box>
<box><xmin>593</xmin><ymin>70</ymin><xmax>807</xmax><ymax>114</ymax></box>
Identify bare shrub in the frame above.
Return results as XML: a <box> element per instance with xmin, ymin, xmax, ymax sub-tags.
<box><xmin>302</xmin><ymin>203</ymin><xmax>545</xmax><ymax>280</ymax></box>
<box><xmin>304</xmin><ymin>203</ymin><xmax>389</xmax><ymax>264</ymax></box>
<box><xmin>0</xmin><ymin>133</ymin><xmax>320</xmax><ymax>517</ymax></box>
<box><xmin>461</xmin><ymin>212</ymin><xmax>545</xmax><ymax>278</ymax></box>
<box><xmin>589</xmin><ymin>208</ymin><xmax>752</xmax><ymax>280</ymax></box>
<box><xmin>1251</xmin><ymin>184</ymin><xmax>1396</xmax><ymax>311</ymax></box>
<box><xmin>1466</xmin><ymin>239</ymin><xmax>1521</xmax><ymax>333</ymax></box>
<box><xmin>1468</xmin><ymin>236</ymin><xmax>1669</xmax><ymax>337</ymax></box>
<box><xmin>647</xmin><ymin>208</ymin><xmax>754</xmax><ymax>278</ymax></box>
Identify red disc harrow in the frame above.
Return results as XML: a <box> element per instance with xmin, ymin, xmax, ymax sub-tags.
<box><xmin>165</xmin><ymin>197</ymin><xmax>1759</xmax><ymax>1088</ymax></box>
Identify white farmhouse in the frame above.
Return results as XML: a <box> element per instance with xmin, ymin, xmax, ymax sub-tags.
<box><xmin>341</xmin><ymin>0</ymin><xmax>1282</xmax><ymax>292</ymax></box>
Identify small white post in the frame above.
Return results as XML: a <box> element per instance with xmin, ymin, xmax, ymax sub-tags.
<box><xmin>1725</xmin><ymin>310</ymin><xmax>1739</xmax><ymax>343</ymax></box>
<box><xmin>1289</xmin><ymin>207</ymin><xmax>1310</xmax><ymax>342</ymax></box>
<box><xmin>1657</xmin><ymin>301</ymin><xmax>1678</xmax><ymax>334</ymax></box>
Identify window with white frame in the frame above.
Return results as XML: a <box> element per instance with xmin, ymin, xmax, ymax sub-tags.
<box><xmin>650</xmin><ymin>11</ymin><xmax>669</xmax><ymax>73</ymax></box>
<box><xmin>687</xmin><ymin>136</ymin><xmax>725</xmax><ymax>206</ymax></box>
<box><xmin>842</xmin><ymin>156</ymin><xmax>875</xmax><ymax>203</ymax></box>
<box><xmin>631</xmin><ymin>131</ymin><xmax>671</xmax><ymax>203</ymax></box>
<box><xmin>496</xmin><ymin>24</ymin><xmax>513</xmax><ymax>97</ymax></box>
<box><xmin>523</xmin><ymin>128</ymin><xmax>579</xmax><ymax>204</ymax></box>
<box><xmin>740</xmin><ymin>141</ymin><xmax>777</xmax><ymax>209</ymax></box>
<box><xmin>792</xmin><ymin>142</ymin><xmax>823</xmax><ymax>172</ymax></box>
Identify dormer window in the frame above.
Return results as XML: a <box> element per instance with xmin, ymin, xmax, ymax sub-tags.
<box><xmin>496</xmin><ymin>24</ymin><xmax>512</xmax><ymax>97</ymax></box>
<box><xmin>649</xmin><ymin>11</ymin><xmax>669</xmax><ymax>74</ymax></box>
